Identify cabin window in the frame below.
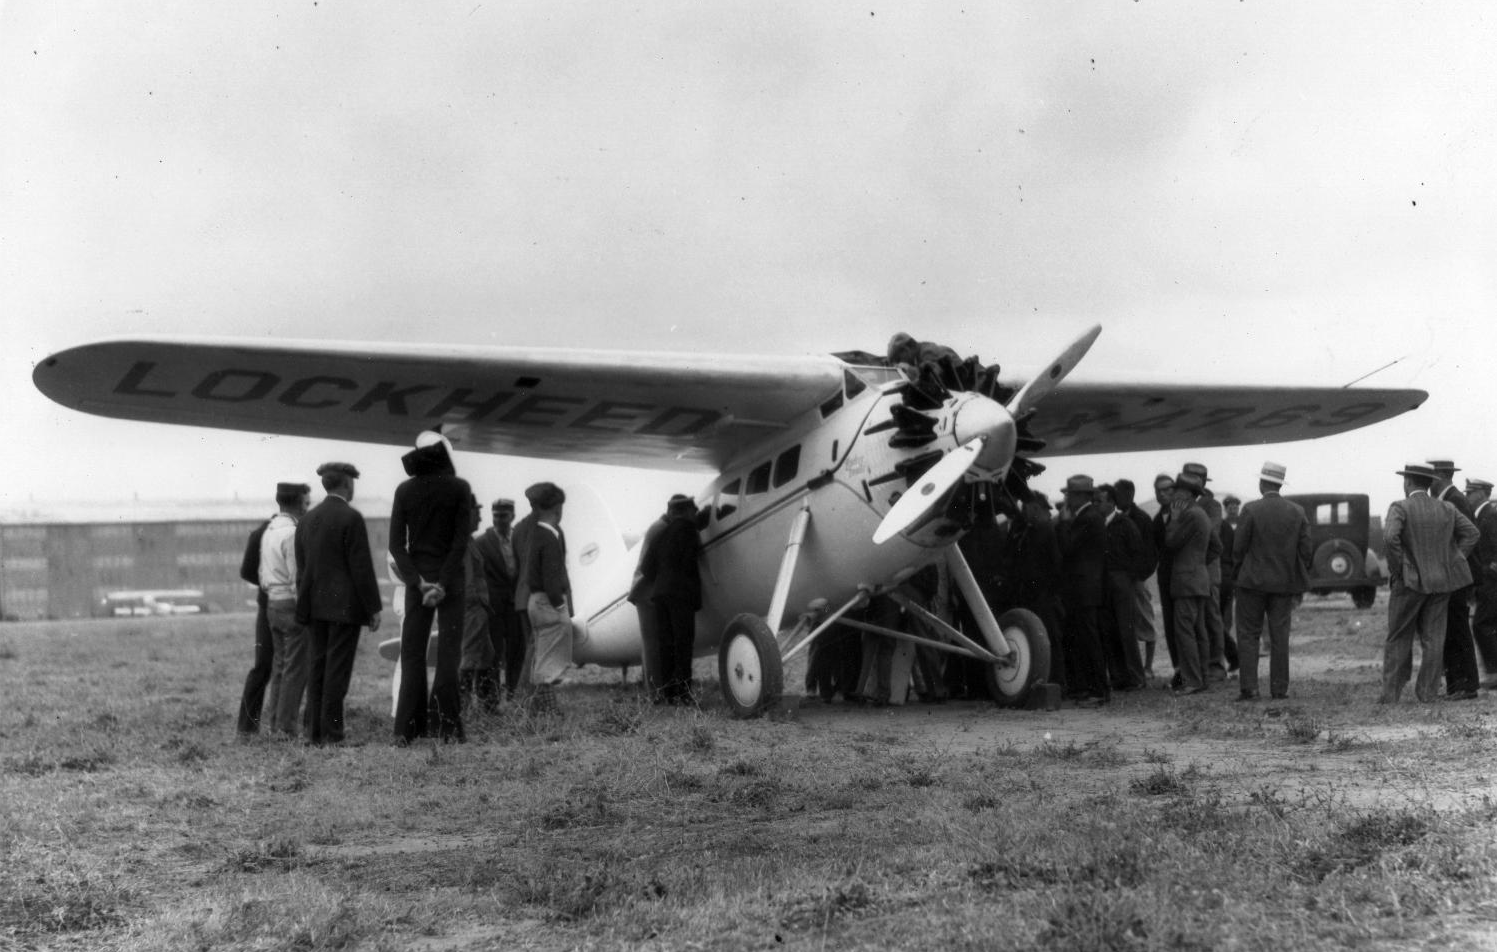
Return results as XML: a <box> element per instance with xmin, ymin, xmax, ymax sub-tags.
<box><xmin>773</xmin><ymin>445</ymin><xmax>801</xmax><ymax>488</ymax></box>
<box><xmin>844</xmin><ymin>369</ymin><xmax>867</xmax><ymax>399</ymax></box>
<box><xmin>746</xmin><ymin>461</ymin><xmax>772</xmax><ymax>495</ymax></box>
<box><xmin>716</xmin><ymin>479</ymin><xmax>741</xmax><ymax>520</ymax></box>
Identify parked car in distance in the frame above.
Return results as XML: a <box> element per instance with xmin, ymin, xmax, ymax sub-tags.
<box><xmin>1281</xmin><ymin>493</ymin><xmax>1383</xmax><ymax>608</ymax></box>
<box><xmin>96</xmin><ymin>589</ymin><xmax>211</xmax><ymax>618</ymax></box>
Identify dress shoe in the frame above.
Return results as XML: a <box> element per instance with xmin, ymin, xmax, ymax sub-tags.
<box><xmin>1074</xmin><ymin>695</ymin><xmax>1109</xmax><ymax>708</ymax></box>
<box><xmin>1235</xmin><ymin>691</ymin><xmax>1259</xmax><ymax>702</ymax></box>
<box><xmin>1445</xmin><ymin>690</ymin><xmax>1479</xmax><ymax>701</ymax></box>
<box><xmin>1270</xmin><ymin>693</ymin><xmax>1288</xmax><ymax>700</ymax></box>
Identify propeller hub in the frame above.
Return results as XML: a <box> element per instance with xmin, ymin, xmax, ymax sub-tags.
<box><xmin>953</xmin><ymin>395</ymin><xmax>1017</xmax><ymax>476</ymax></box>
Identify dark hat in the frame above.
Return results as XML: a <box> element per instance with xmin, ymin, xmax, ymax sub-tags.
<box><xmin>1396</xmin><ymin>462</ymin><xmax>1436</xmax><ymax>480</ymax></box>
<box><xmin>1222</xmin><ymin>494</ymin><xmax>1241</xmax><ymax>505</ymax></box>
<box><xmin>316</xmin><ymin>462</ymin><xmax>360</xmax><ymax>480</ymax></box>
<box><xmin>1465</xmin><ymin>478</ymin><xmax>1493</xmax><ymax>493</ymax></box>
<box><xmin>1182</xmin><ymin>461</ymin><xmax>1211</xmax><ymax>483</ymax></box>
<box><xmin>667</xmin><ymin>493</ymin><xmax>697</xmax><ymax>516</ymax></box>
<box><xmin>1063</xmin><ymin>474</ymin><xmax>1095</xmax><ymax>495</ymax></box>
<box><xmin>525</xmin><ymin>481</ymin><xmax>566</xmax><ymax>510</ymax></box>
<box><xmin>1426</xmin><ymin>458</ymin><xmax>1460</xmax><ymax>473</ymax></box>
<box><xmin>492</xmin><ymin>498</ymin><xmax>515</xmax><ymax>512</ymax></box>
<box><xmin>276</xmin><ymin>481</ymin><xmax>311</xmax><ymax>497</ymax></box>
<box><xmin>1153</xmin><ymin>472</ymin><xmax>1175</xmax><ymax>490</ymax></box>
<box><xmin>1173</xmin><ymin>472</ymin><xmax>1205</xmax><ymax>495</ymax></box>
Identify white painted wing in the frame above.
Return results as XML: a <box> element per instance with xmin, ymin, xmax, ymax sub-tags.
<box><xmin>32</xmin><ymin>337</ymin><xmax>848</xmax><ymax>472</ymax></box>
<box><xmin>1024</xmin><ymin>382</ymin><xmax>1428</xmax><ymax>457</ymax></box>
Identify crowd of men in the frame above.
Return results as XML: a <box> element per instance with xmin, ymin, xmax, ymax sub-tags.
<box><xmin>235</xmin><ymin>430</ymin><xmax>707</xmax><ymax>747</ymax></box>
<box><xmin>233</xmin><ymin>431</ymin><xmax>1497</xmax><ymax>743</ymax></box>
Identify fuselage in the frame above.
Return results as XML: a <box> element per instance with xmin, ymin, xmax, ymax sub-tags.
<box><xmin>573</xmin><ymin>360</ymin><xmax>998</xmax><ymax>665</ymax></box>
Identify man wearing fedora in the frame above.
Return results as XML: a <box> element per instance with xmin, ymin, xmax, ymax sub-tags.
<box><xmin>1428</xmin><ymin>459</ymin><xmax>1481</xmax><ymax>699</ymax></box>
<box><xmin>1182</xmin><ymin>462</ymin><xmax>1232</xmax><ymax>681</ymax></box>
<box><xmin>1057</xmin><ymin>475</ymin><xmax>1110</xmax><ymax>705</ymax></box>
<box><xmin>1163</xmin><ymin>471</ymin><xmax>1213</xmax><ymax>694</ymax></box>
<box><xmin>1463</xmin><ymin>478</ymin><xmax>1497</xmax><ymax>689</ymax></box>
<box><xmin>1231</xmin><ymin>462</ymin><xmax>1311</xmax><ymax>700</ymax></box>
<box><xmin>1381</xmin><ymin>463</ymin><xmax>1478</xmax><ymax>703</ymax></box>
<box><xmin>638</xmin><ymin>494</ymin><xmax>704</xmax><ymax>704</ymax></box>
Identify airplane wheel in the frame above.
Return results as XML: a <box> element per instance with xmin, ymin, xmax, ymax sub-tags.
<box><xmin>718</xmin><ymin>614</ymin><xmax>783</xmax><ymax>719</ymax></box>
<box><xmin>984</xmin><ymin>608</ymin><xmax>1050</xmax><ymax>708</ymax></box>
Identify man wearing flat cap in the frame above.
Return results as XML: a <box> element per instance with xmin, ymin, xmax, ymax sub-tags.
<box><xmin>1231</xmin><ymin>462</ymin><xmax>1311</xmax><ymax>700</ymax></box>
<box><xmin>1057</xmin><ymin>475</ymin><xmax>1109</xmax><ymax>705</ymax></box>
<box><xmin>523</xmin><ymin>482</ymin><xmax>572</xmax><ymax>713</ymax></box>
<box><xmin>473</xmin><ymin>498</ymin><xmax>526</xmax><ymax>702</ymax></box>
<box><xmin>1164</xmin><ymin>471</ymin><xmax>1213</xmax><ymax>693</ymax></box>
<box><xmin>1463</xmin><ymin>478</ymin><xmax>1497</xmax><ymax>688</ymax></box>
<box><xmin>390</xmin><ymin>433</ymin><xmax>473</xmax><ymax>743</ymax></box>
<box><xmin>295</xmin><ymin>462</ymin><xmax>382</xmax><ymax>745</ymax></box>
<box><xmin>258</xmin><ymin>481</ymin><xmax>313</xmax><ymax>736</ymax></box>
<box><xmin>1381</xmin><ymin>463</ymin><xmax>1478</xmax><ymax>703</ymax></box>
<box><xmin>1428</xmin><ymin>458</ymin><xmax>1481</xmax><ymax>698</ymax></box>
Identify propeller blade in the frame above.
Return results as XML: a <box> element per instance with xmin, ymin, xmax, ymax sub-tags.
<box><xmin>1007</xmin><ymin>324</ymin><xmax>1102</xmax><ymax>421</ymax></box>
<box><xmin>873</xmin><ymin>437</ymin><xmax>985</xmax><ymax>545</ymax></box>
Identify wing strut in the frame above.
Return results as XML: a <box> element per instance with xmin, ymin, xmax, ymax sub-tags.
<box><xmin>944</xmin><ymin>544</ymin><xmax>1012</xmax><ymax>657</ymax></box>
<box><xmin>765</xmin><ymin>502</ymin><xmax>813</xmax><ymax>635</ymax></box>
<box><xmin>781</xmin><ymin>588</ymin><xmax>871</xmax><ymax>663</ymax></box>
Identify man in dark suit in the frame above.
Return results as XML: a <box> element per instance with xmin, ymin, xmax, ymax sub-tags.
<box><xmin>1428</xmin><ymin>458</ymin><xmax>1481</xmax><ymax>699</ymax></box>
<box><xmin>1464</xmin><ymin>478</ymin><xmax>1497</xmax><ymax>689</ymax></box>
<box><xmin>1057</xmin><ymin>474</ymin><xmax>1109</xmax><ymax>705</ymax></box>
<box><xmin>295</xmin><ymin>462</ymin><xmax>383</xmax><ymax>745</ymax></box>
<box><xmin>1220</xmin><ymin>494</ymin><xmax>1241</xmax><ymax>670</ymax></box>
<box><xmin>1381</xmin><ymin>462</ymin><xmax>1478</xmax><ymax>703</ymax></box>
<box><xmin>1115</xmin><ymin>479</ymin><xmax>1158</xmax><ymax>678</ymax></box>
<box><xmin>390</xmin><ymin>434</ymin><xmax>473</xmax><ymax>744</ymax></box>
<box><xmin>1150</xmin><ymin>473</ymin><xmax>1178</xmax><ymax>677</ymax></box>
<box><xmin>638</xmin><ymin>494</ymin><xmax>704</xmax><ymax>704</ymax></box>
<box><xmin>473</xmin><ymin>498</ymin><xmax>525</xmax><ymax>701</ymax></box>
<box><xmin>1164</xmin><ymin>471</ymin><xmax>1213</xmax><ymax>694</ymax></box>
<box><xmin>1182</xmin><ymin>462</ymin><xmax>1229</xmax><ymax>681</ymax></box>
<box><xmin>1231</xmin><ymin>462</ymin><xmax>1312</xmax><ymax>700</ymax></box>
<box><xmin>1097</xmin><ymin>483</ymin><xmax>1146</xmax><ymax>691</ymax></box>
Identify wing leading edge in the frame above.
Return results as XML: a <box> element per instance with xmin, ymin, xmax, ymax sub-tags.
<box><xmin>32</xmin><ymin>337</ymin><xmax>849</xmax><ymax>472</ymax></box>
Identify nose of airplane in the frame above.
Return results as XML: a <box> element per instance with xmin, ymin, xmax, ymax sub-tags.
<box><xmin>953</xmin><ymin>395</ymin><xmax>1017</xmax><ymax>477</ymax></box>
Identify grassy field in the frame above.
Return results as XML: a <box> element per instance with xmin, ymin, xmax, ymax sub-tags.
<box><xmin>2</xmin><ymin>596</ymin><xmax>1496</xmax><ymax>951</ymax></box>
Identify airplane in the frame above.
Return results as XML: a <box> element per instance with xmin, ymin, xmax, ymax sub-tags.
<box><xmin>33</xmin><ymin>329</ymin><xmax>1427</xmax><ymax>716</ymax></box>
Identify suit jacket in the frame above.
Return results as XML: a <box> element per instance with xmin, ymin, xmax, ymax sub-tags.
<box><xmin>1384</xmin><ymin>491</ymin><xmax>1478</xmax><ymax>594</ymax></box>
<box><xmin>1474</xmin><ymin>501</ymin><xmax>1497</xmax><ymax>587</ymax></box>
<box><xmin>639</xmin><ymin>515</ymin><xmax>702</xmax><ymax>610</ymax></box>
<box><xmin>1103</xmin><ymin>510</ymin><xmax>1143</xmax><ymax>577</ymax></box>
<box><xmin>511</xmin><ymin>513</ymin><xmax>537</xmax><ymax>611</ymax></box>
<box><xmin>1123</xmin><ymin>504</ymin><xmax>1158</xmax><ymax>581</ymax></box>
<box><xmin>1058</xmin><ymin>503</ymin><xmax>1107</xmax><ymax>607</ymax></box>
<box><xmin>240</xmin><ymin>517</ymin><xmax>272</xmax><ymax>586</ymax></box>
<box><xmin>472</xmin><ymin>527</ymin><xmax>518</xmax><ymax>612</ymax></box>
<box><xmin>1164</xmin><ymin>504</ymin><xmax>1212</xmax><ymax>597</ymax></box>
<box><xmin>1219</xmin><ymin>520</ymin><xmax>1236</xmax><ymax>585</ymax></box>
<box><xmin>1439</xmin><ymin>484</ymin><xmax>1481</xmax><ymax>583</ymax></box>
<box><xmin>525</xmin><ymin>521</ymin><xmax>572</xmax><ymax>613</ymax></box>
<box><xmin>389</xmin><ymin>471</ymin><xmax>472</xmax><ymax>590</ymax></box>
<box><xmin>294</xmin><ymin>495</ymin><xmax>382</xmax><ymax>625</ymax></box>
<box><xmin>1231</xmin><ymin>492</ymin><xmax>1312</xmax><ymax>594</ymax></box>
<box><xmin>1152</xmin><ymin>508</ymin><xmax>1175</xmax><ymax>595</ymax></box>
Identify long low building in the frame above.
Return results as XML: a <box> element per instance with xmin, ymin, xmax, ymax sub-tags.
<box><xmin>0</xmin><ymin>500</ymin><xmax>394</xmax><ymax>620</ymax></box>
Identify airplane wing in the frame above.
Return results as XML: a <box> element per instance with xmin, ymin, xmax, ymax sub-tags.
<box><xmin>1023</xmin><ymin>381</ymin><xmax>1428</xmax><ymax>457</ymax></box>
<box><xmin>32</xmin><ymin>337</ymin><xmax>851</xmax><ymax>472</ymax></box>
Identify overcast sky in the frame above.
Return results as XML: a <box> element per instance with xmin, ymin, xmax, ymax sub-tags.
<box><xmin>3</xmin><ymin>1</ymin><xmax>1494</xmax><ymax>528</ymax></box>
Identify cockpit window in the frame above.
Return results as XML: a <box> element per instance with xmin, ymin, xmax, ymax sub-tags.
<box><xmin>844</xmin><ymin>368</ymin><xmax>867</xmax><ymax>399</ymax></box>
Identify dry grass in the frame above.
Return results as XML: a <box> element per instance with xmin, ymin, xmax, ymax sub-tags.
<box><xmin>2</xmin><ymin>603</ymin><xmax>1497</xmax><ymax>950</ymax></box>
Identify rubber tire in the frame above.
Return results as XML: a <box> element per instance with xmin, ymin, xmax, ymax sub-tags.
<box><xmin>1351</xmin><ymin>586</ymin><xmax>1377</xmax><ymax>609</ymax></box>
<box><xmin>983</xmin><ymin>608</ymin><xmax>1051</xmax><ymax>708</ymax></box>
<box><xmin>718</xmin><ymin>613</ymin><xmax>784</xmax><ymax>719</ymax></box>
<box><xmin>1312</xmin><ymin>539</ymin><xmax>1362</xmax><ymax>583</ymax></box>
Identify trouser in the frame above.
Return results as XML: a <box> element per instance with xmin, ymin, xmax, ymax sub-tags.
<box><xmin>1235</xmin><ymin>588</ymin><xmax>1293</xmax><ymax>697</ymax></box>
<box><xmin>1064</xmin><ymin>601</ymin><xmax>1109</xmax><ymax>701</ymax></box>
<box><xmin>1172</xmin><ymin>595</ymin><xmax>1209</xmax><ymax>690</ymax></box>
<box><xmin>1205</xmin><ymin>578</ymin><xmax>1226</xmax><ymax>677</ymax></box>
<box><xmin>528</xmin><ymin>593</ymin><xmax>573</xmax><ymax>685</ymax></box>
<box><xmin>1383</xmin><ymin>588</ymin><xmax>1449</xmax><ymax>703</ymax></box>
<box><xmin>635</xmin><ymin>602</ymin><xmax>664</xmax><ymax>700</ymax></box>
<box><xmin>236</xmin><ymin>591</ymin><xmax>274</xmax><ymax>733</ymax></box>
<box><xmin>304</xmin><ymin>620</ymin><xmax>362</xmax><ymax>745</ymax></box>
<box><xmin>1133</xmin><ymin>578</ymin><xmax>1157</xmax><ymax>644</ymax></box>
<box><xmin>1472</xmin><ymin>582</ymin><xmax>1497</xmax><ymax>675</ymax></box>
<box><xmin>1103</xmin><ymin>570</ymin><xmax>1144</xmax><ymax>688</ymax></box>
<box><xmin>1157</xmin><ymin>574</ymin><xmax>1178</xmax><ymax>670</ymax></box>
<box><xmin>394</xmin><ymin>581</ymin><xmax>466</xmax><ymax>742</ymax></box>
<box><xmin>267</xmin><ymin>600</ymin><xmax>310</xmax><ymax>735</ymax></box>
<box><xmin>1442</xmin><ymin>586</ymin><xmax>1478</xmax><ymax>694</ymax></box>
<box><xmin>490</xmin><ymin>607</ymin><xmax>527</xmax><ymax>697</ymax></box>
<box><xmin>653</xmin><ymin>596</ymin><xmax>698</xmax><ymax>701</ymax></box>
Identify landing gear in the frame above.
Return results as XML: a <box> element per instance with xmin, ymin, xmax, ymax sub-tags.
<box><xmin>983</xmin><ymin>608</ymin><xmax>1050</xmax><ymax>707</ymax></box>
<box><xmin>718</xmin><ymin>614</ymin><xmax>783</xmax><ymax>718</ymax></box>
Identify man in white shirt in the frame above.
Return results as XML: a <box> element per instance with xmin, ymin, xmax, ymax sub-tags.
<box><xmin>260</xmin><ymin>481</ymin><xmax>311</xmax><ymax>737</ymax></box>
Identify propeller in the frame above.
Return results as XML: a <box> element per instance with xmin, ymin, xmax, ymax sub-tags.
<box><xmin>872</xmin><ymin>324</ymin><xmax>1102</xmax><ymax>545</ymax></box>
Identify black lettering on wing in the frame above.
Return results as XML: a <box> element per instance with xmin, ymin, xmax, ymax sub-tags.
<box><xmin>572</xmin><ymin>401</ymin><xmax>657</xmax><ymax>432</ymax></box>
<box><xmin>1245</xmin><ymin>405</ymin><xmax>1320</xmax><ymax>430</ymax></box>
<box><xmin>1182</xmin><ymin>407</ymin><xmax>1254</xmax><ymax>432</ymax></box>
<box><xmin>499</xmin><ymin>394</ymin><xmax>587</xmax><ymax>426</ymax></box>
<box><xmin>280</xmin><ymin>376</ymin><xmax>358</xmax><ymax>409</ymax></box>
<box><xmin>350</xmin><ymin>382</ymin><xmax>436</xmax><ymax>415</ymax></box>
<box><xmin>428</xmin><ymin>389</ymin><xmax>515</xmax><ymax>422</ymax></box>
<box><xmin>192</xmin><ymin>369</ymin><xmax>280</xmax><ymax>403</ymax></box>
<box><xmin>114</xmin><ymin>361</ymin><xmax>177</xmax><ymax>398</ymax></box>
<box><xmin>1307</xmin><ymin>402</ymin><xmax>1382</xmax><ymax>428</ymax></box>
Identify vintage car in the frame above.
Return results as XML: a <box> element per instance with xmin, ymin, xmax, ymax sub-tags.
<box><xmin>1281</xmin><ymin>493</ymin><xmax>1383</xmax><ymax>608</ymax></box>
<box><xmin>96</xmin><ymin>589</ymin><xmax>211</xmax><ymax>618</ymax></box>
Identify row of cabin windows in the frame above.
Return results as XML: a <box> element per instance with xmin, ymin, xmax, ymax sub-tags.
<box><xmin>704</xmin><ymin>444</ymin><xmax>803</xmax><ymax>527</ymax></box>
